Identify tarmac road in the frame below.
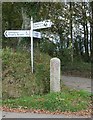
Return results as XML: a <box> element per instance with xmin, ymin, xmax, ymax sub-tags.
<box><xmin>62</xmin><ymin>75</ymin><xmax>91</xmax><ymax>92</ymax></box>
<box><xmin>2</xmin><ymin>111</ymin><xmax>90</xmax><ymax>118</ymax></box>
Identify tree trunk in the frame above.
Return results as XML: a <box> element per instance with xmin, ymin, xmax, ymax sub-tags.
<box><xmin>90</xmin><ymin>26</ymin><xmax>92</xmax><ymax>55</ymax></box>
<box><xmin>79</xmin><ymin>38</ymin><xmax>83</xmax><ymax>56</ymax></box>
<box><xmin>90</xmin><ymin>2</ymin><xmax>93</xmax><ymax>80</ymax></box>
<box><xmin>17</xmin><ymin>7</ymin><xmax>30</xmax><ymax>47</ymax></box>
<box><xmin>91</xmin><ymin>2</ymin><xmax>93</xmax><ymax>62</ymax></box>
<box><xmin>82</xmin><ymin>2</ymin><xmax>89</xmax><ymax>62</ymax></box>
<box><xmin>69</xmin><ymin>2</ymin><xmax>73</xmax><ymax>63</ymax></box>
<box><xmin>86</xmin><ymin>20</ymin><xmax>89</xmax><ymax>61</ymax></box>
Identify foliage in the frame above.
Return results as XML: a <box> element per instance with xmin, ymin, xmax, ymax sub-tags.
<box><xmin>34</xmin><ymin>50</ymin><xmax>51</xmax><ymax>94</ymax></box>
<box><xmin>40</xmin><ymin>39</ymin><xmax>57</xmax><ymax>57</ymax></box>
<box><xmin>62</xmin><ymin>61</ymin><xmax>91</xmax><ymax>71</ymax></box>
<box><xmin>61</xmin><ymin>49</ymin><xmax>91</xmax><ymax>78</ymax></box>
<box><xmin>2</xmin><ymin>47</ymin><xmax>51</xmax><ymax>99</ymax></box>
<box><xmin>2</xmin><ymin>2</ymin><xmax>93</xmax><ymax>62</ymax></box>
<box><xmin>58</xmin><ymin>48</ymin><xmax>72</xmax><ymax>64</ymax></box>
<box><xmin>2</xmin><ymin>3</ymin><xmax>22</xmax><ymax>48</ymax></box>
<box><xmin>2</xmin><ymin>89</ymin><xmax>91</xmax><ymax>112</ymax></box>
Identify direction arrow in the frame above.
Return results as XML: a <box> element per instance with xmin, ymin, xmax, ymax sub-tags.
<box><xmin>4</xmin><ymin>30</ymin><xmax>41</xmax><ymax>38</ymax></box>
<box><xmin>33</xmin><ymin>20</ymin><xmax>52</xmax><ymax>30</ymax></box>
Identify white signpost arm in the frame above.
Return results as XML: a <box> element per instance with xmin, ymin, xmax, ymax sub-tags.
<box><xmin>4</xmin><ymin>18</ymin><xmax>52</xmax><ymax>74</ymax></box>
<box><xmin>31</xmin><ymin>17</ymin><xmax>34</xmax><ymax>73</ymax></box>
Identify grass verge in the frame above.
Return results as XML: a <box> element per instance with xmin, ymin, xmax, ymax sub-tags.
<box><xmin>2</xmin><ymin>89</ymin><xmax>92</xmax><ymax>112</ymax></box>
<box><xmin>2</xmin><ymin>47</ymin><xmax>50</xmax><ymax>98</ymax></box>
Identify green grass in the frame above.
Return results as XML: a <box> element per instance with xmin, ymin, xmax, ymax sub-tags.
<box><xmin>2</xmin><ymin>89</ymin><xmax>91</xmax><ymax>112</ymax></box>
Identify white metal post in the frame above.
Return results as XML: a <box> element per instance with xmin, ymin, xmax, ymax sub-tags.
<box><xmin>30</xmin><ymin>17</ymin><xmax>33</xmax><ymax>73</ymax></box>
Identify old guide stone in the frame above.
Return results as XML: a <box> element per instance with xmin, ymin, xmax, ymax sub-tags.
<box><xmin>50</xmin><ymin>57</ymin><xmax>60</xmax><ymax>92</ymax></box>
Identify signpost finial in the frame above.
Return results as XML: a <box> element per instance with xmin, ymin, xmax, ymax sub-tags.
<box><xmin>31</xmin><ymin>17</ymin><xmax>33</xmax><ymax>21</ymax></box>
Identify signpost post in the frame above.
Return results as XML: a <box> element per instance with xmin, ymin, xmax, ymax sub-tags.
<box><xmin>4</xmin><ymin>17</ymin><xmax>52</xmax><ymax>73</ymax></box>
<box><xmin>30</xmin><ymin>17</ymin><xmax>34</xmax><ymax>73</ymax></box>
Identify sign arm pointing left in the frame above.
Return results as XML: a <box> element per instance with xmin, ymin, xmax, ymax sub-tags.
<box><xmin>4</xmin><ymin>17</ymin><xmax>52</xmax><ymax>73</ymax></box>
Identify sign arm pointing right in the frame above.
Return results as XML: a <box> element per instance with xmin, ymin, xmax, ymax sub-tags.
<box><xmin>4</xmin><ymin>18</ymin><xmax>52</xmax><ymax>73</ymax></box>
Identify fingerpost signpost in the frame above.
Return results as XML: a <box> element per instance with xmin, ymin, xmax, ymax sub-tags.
<box><xmin>4</xmin><ymin>17</ymin><xmax>52</xmax><ymax>73</ymax></box>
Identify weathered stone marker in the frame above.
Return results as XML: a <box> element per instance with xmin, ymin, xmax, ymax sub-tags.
<box><xmin>50</xmin><ymin>57</ymin><xmax>60</xmax><ymax>92</ymax></box>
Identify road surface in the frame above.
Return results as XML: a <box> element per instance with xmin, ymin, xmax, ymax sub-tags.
<box><xmin>62</xmin><ymin>75</ymin><xmax>91</xmax><ymax>92</ymax></box>
<box><xmin>2</xmin><ymin>111</ymin><xmax>90</xmax><ymax>118</ymax></box>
